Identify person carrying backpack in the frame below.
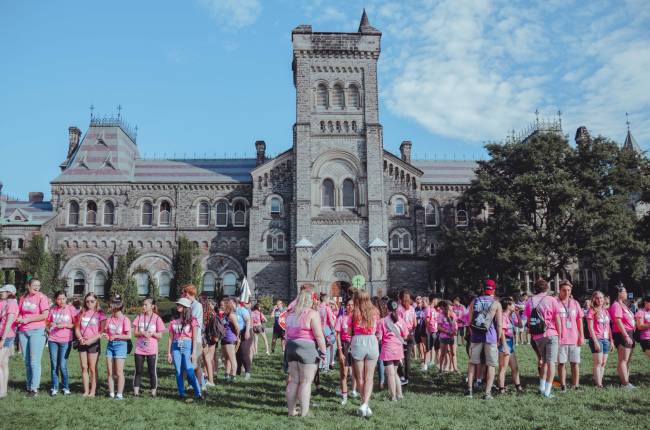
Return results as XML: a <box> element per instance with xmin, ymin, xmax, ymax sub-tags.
<box><xmin>466</xmin><ymin>279</ymin><xmax>503</xmax><ymax>399</ymax></box>
<box><xmin>524</xmin><ymin>278</ymin><xmax>562</xmax><ymax>398</ymax></box>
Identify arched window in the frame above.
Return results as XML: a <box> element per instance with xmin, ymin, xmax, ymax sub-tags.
<box><xmin>348</xmin><ymin>85</ymin><xmax>360</xmax><ymax>108</ymax></box>
<box><xmin>233</xmin><ymin>201</ymin><xmax>246</xmax><ymax>227</ymax></box>
<box><xmin>390</xmin><ymin>234</ymin><xmax>400</xmax><ymax>251</ymax></box>
<box><xmin>342</xmin><ymin>179</ymin><xmax>355</xmax><ymax>208</ymax></box>
<box><xmin>216</xmin><ymin>201</ymin><xmax>228</xmax><ymax>226</ymax></box>
<box><xmin>316</xmin><ymin>83</ymin><xmax>328</xmax><ymax>108</ymax></box>
<box><xmin>103</xmin><ymin>201</ymin><xmax>115</xmax><ymax>226</ymax></box>
<box><xmin>222</xmin><ymin>272</ymin><xmax>237</xmax><ymax>296</ymax></box>
<box><xmin>18</xmin><ymin>238</ymin><xmax>24</xmax><ymax>249</ymax></box>
<box><xmin>277</xmin><ymin>233</ymin><xmax>285</xmax><ymax>251</ymax></box>
<box><xmin>134</xmin><ymin>272</ymin><xmax>149</xmax><ymax>296</ymax></box>
<box><xmin>68</xmin><ymin>201</ymin><xmax>79</xmax><ymax>225</ymax></box>
<box><xmin>198</xmin><ymin>201</ymin><xmax>210</xmax><ymax>226</ymax></box>
<box><xmin>456</xmin><ymin>208</ymin><xmax>468</xmax><ymax>227</ymax></box>
<box><xmin>266</xmin><ymin>234</ymin><xmax>274</xmax><ymax>251</ymax></box>
<box><xmin>322</xmin><ymin>179</ymin><xmax>335</xmax><ymax>208</ymax></box>
<box><xmin>202</xmin><ymin>272</ymin><xmax>216</xmax><ymax>296</ymax></box>
<box><xmin>270</xmin><ymin>197</ymin><xmax>282</xmax><ymax>215</ymax></box>
<box><xmin>394</xmin><ymin>197</ymin><xmax>406</xmax><ymax>216</ymax></box>
<box><xmin>332</xmin><ymin>84</ymin><xmax>344</xmax><ymax>108</ymax></box>
<box><xmin>73</xmin><ymin>271</ymin><xmax>85</xmax><ymax>296</ymax></box>
<box><xmin>390</xmin><ymin>230</ymin><xmax>412</xmax><ymax>253</ymax></box>
<box><xmin>159</xmin><ymin>201</ymin><xmax>171</xmax><ymax>226</ymax></box>
<box><xmin>428</xmin><ymin>242</ymin><xmax>439</xmax><ymax>256</ymax></box>
<box><xmin>141</xmin><ymin>201</ymin><xmax>153</xmax><ymax>226</ymax></box>
<box><xmin>6</xmin><ymin>239</ymin><xmax>12</xmax><ymax>251</ymax></box>
<box><xmin>402</xmin><ymin>232</ymin><xmax>411</xmax><ymax>251</ymax></box>
<box><xmin>156</xmin><ymin>272</ymin><xmax>170</xmax><ymax>297</ymax></box>
<box><xmin>425</xmin><ymin>203</ymin><xmax>439</xmax><ymax>226</ymax></box>
<box><xmin>94</xmin><ymin>272</ymin><xmax>106</xmax><ymax>297</ymax></box>
<box><xmin>86</xmin><ymin>201</ymin><xmax>97</xmax><ymax>225</ymax></box>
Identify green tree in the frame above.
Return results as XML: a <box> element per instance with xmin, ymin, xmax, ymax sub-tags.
<box><xmin>109</xmin><ymin>245</ymin><xmax>140</xmax><ymax>307</ymax></box>
<box><xmin>172</xmin><ymin>236</ymin><xmax>201</xmax><ymax>298</ymax></box>
<box><xmin>18</xmin><ymin>235</ymin><xmax>66</xmax><ymax>295</ymax></box>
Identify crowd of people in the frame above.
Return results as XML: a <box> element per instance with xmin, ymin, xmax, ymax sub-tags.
<box><xmin>0</xmin><ymin>277</ymin><xmax>648</xmax><ymax>419</ymax></box>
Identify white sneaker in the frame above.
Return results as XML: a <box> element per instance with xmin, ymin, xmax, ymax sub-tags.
<box><xmin>50</xmin><ymin>389</ymin><xmax>58</xmax><ymax>396</ymax></box>
<box><xmin>357</xmin><ymin>403</ymin><xmax>368</xmax><ymax>417</ymax></box>
<box><xmin>623</xmin><ymin>383</ymin><xmax>637</xmax><ymax>390</ymax></box>
<box><xmin>244</xmin><ymin>372</ymin><xmax>251</xmax><ymax>380</ymax></box>
<box><xmin>341</xmin><ymin>396</ymin><xmax>348</xmax><ymax>405</ymax></box>
<box><xmin>350</xmin><ymin>390</ymin><xmax>359</xmax><ymax>398</ymax></box>
<box><xmin>366</xmin><ymin>405</ymin><xmax>373</xmax><ymax>417</ymax></box>
<box><xmin>421</xmin><ymin>364</ymin><xmax>428</xmax><ymax>372</ymax></box>
<box><xmin>109</xmin><ymin>392</ymin><xmax>115</xmax><ymax>398</ymax></box>
<box><xmin>205</xmin><ymin>382</ymin><xmax>216</xmax><ymax>388</ymax></box>
<box><xmin>63</xmin><ymin>389</ymin><xmax>71</xmax><ymax>395</ymax></box>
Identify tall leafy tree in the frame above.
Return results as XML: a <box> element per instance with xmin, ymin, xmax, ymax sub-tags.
<box><xmin>172</xmin><ymin>236</ymin><xmax>201</xmax><ymax>298</ymax></box>
<box><xmin>109</xmin><ymin>245</ymin><xmax>140</xmax><ymax>306</ymax></box>
<box><xmin>18</xmin><ymin>235</ymin><xmax>65</xmax><ymax>295</ymax></box>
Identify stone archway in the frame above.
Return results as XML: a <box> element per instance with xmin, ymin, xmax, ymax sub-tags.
<box><xmin>330</xmin><ymin>281</ymin><xmax>351</xmax><ymax>304</ymax></box>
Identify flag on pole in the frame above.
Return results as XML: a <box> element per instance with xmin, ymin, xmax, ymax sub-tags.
<box><xmin>239</xmin><ymin>277</ymin><xmax>252</xmax><ymax>303</ymax></box>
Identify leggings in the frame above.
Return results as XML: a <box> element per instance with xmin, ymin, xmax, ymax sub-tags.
<box><xmin>398</xmin><ymin>338</ymin><xmax>414</xmax><ymax>380</ymax></box>
<box><xmin>133</xmin><ymin>354</ymin><xmax>158</xmax><ymax>389</ymax></box>
<box><xmin>236</xmin><ymin>333</ymin><xmax>254</xmax><ymax>374</ymax></box>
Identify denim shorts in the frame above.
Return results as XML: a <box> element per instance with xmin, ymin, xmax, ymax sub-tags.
<box><xmin>106</xmin><ymin>340</ymin><xmax>128</xmax><ymax>359</ymax></box>
<box><xmin>350</xmin><ymin>335</ymin><xmax>379</xmax><ymax>361</ymax></box>
<box><xmin>498</xmin><ymin>337</ymin><xmax>514</xmax><ymax>354</ymax></box>
<box><xmin>2</xmin><ymin>337</ymin><xmax>14</xmax><ymax>348</ymax></box>
<box><xmin>588</xmin><ymin>338</ymin><xmax>611</xmax><ymax>354</ymax></box>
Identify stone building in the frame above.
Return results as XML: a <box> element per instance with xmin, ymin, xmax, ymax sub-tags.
<box><xmin>0</xmin><ymin>12</ymin><xmax>644</xmax><ymax>300</ymax></box>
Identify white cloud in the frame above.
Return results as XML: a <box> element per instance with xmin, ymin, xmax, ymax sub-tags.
<box><xmin>198</xmin><ymin>0</ymin><xmax>261</xmax><ymax>28</ymax></box>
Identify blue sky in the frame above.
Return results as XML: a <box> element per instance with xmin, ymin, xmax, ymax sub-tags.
<box><xmin>1</xmin><ymin>0</ymin><xmax>648</xmax><ymax>200</ymax></box>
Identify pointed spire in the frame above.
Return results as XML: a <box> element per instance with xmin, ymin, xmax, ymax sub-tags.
<box><xmin>358</xmin><ymin>8</ymin><xmax>381</xmax><ymax>34</ymax></box>
<box><xmin>622</xmin><ymin>113</ymin><xmax>642</xmax><ymax>153</ymax></box>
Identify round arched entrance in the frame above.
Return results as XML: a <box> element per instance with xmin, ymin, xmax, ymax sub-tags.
<box><xmin>330</xmin><ymin>281</ymin><xmax>351</xmax><ymax>304</ymax></box>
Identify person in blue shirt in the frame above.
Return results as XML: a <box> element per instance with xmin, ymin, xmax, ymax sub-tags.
<box><xmin>234</xmin><ymin>298</ymin><xmax>253</xmax><ymax>379</ymax></box>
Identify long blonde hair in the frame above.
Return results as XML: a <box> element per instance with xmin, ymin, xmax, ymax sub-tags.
<box><xmin>291</xmin><ymin>289</ymin><xmax>315</xmax><ymax>316</ymax></box>
<box><xmin>352</xmin><ymin>290</ymin><xmax>377</xmax><ymax>328</ymax></box>
<box><xmin>590</xmin><ymin>291</ymin><xmax>605</xmax><ymax>318</ymax></box>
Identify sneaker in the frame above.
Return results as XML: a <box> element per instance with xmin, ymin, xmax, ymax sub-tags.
<box><xmin>26</xmin><ymin>391</ymin><xmax>38</xmax><ymax>398</ymax></box>
<box><xmin>50</xmin><ymin>389</ymin><xmax>58</xmax><ymax>396</ymax></box>
<box><xmin>474</xmin><ymin>380</ymin><xmax>483</xmax><ymax>390</ymax></box>
<box><xmin>109</xmin><ymin>392</ymin><xmax>115</xmax><ymax>399</ymax></box>
<box><xmin>421</xmin><ymin>364</ymin><xmax>428</xmax><ymax>372</ymax></box>
<box><xmin>341</xmin><ymin>397</ymin><xmax>348</xmax><ymax>406</ymax></box>
<box><xmin>483</xmin><ymin>393</ymin><xmax>494</xmax><ymax>400</ymax></box>
<box><xmin>542</xmin><ymin>392</ymin><xmax>555</xmax><ymax>398</ymax></box>
<box><xmin>465</xmin><ymin>389</ymin><xmax>473</xmax><ymax>398</ymax></box>
<box><xmin>244</xmin><ymin>372</ymin><xmax>251</xmax><ymax>380</ymax></box>
<box><xmin>623</xmin><ymin>383</ymin><xmax>637</xmax><ymax>390</ymax></box>
<box><xmin>205</xmin><ymin>382</ymin><xmax>216</xmax><ymax>388</ymax></box>
<box><xmin>357</xmin><ymin>403</ymin><xmax>368</xmax><ymax>417</ymax></box>
<box><xmin>560</xmin><ymin>385</ymin><xmax>567</xmax><ymax>393</ymax></box>
<box><xmin>350</xmin><ymin>390</ymin><xmax>359</xmax><ymax>398</ymax></box>
<box><xmin>115</xmin><ymin>394</ymin><xmax>124</xmax><ymax>400</ymax></box>
<box><xmin>366</xmin><ymin>406</ymin><xmax>373</xmax><ymax>417</ymax></box>
<box><xmin>400</xmin><ymin>378</ymin><xmax>409</xmax><ymax>386</ymax></box>
<box><xmin>63</xmin><ymin>389</ymin><xmax>71</xmax><ymax>395</ymax></box>
<box><xmin>396</xmin><ymin>395</ymin><xmax>404</xmax><ymax>401</ymax></box>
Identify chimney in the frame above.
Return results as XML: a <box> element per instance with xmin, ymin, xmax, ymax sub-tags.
<box><xmin>67</xmin><ymin>126</ymin><xmax>82</xmax><ymax>158</ymax></box>
<box><xmin>255</xmin><ymin>140</ymin><xmax>266</xmax><ymax>166</ymax></box>
<box><xmin>399</xmin><ymin>141</ymin><xmax>412</xmax><ymax>164</ymax></box>
<box><xmin>28</xmin><ymin>192</ymin><xmax>44</xmax><ymax>203</ymax></box>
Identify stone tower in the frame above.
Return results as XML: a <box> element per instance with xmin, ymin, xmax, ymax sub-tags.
<box><xmin>290</xmin><ymin>10</ymin><xmax>388</xmax><ymax>296</ymax></box>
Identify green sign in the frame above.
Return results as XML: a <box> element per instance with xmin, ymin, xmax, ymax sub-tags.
<box><xmin>351</xmin><ymin>275</ymin><xmax>366</xmax><ymax>289</ymax></box>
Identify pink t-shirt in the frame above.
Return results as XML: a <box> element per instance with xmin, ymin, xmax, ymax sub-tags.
<box><xmin>285</xmin><ymin>310</ymin><xmax>315</xmax><ymax>342</ymax></box>
<box><xmin>352</xmin><ymin>314</ymin><xmax>378</xmax><ymax>335</ymax></box>
<box><xmin>586</xmin><ymin>309</ymin><xmax>610</xmax><ymax>340</ymax></box>
<box><xmin>77</xmin><ymin>310</ymin><xmax>106</xmax><ymax>340</ymax></box>
<box><xmin>251</xmin><ymin>310</ymin><xmax>266</xmax><ymax>326</ymax></box>
<box><xmin>377</xmin><ymin>316</ymin><xmax>408</xmax><ymax>361</ymax></box>
<box><xmin>609</xmin><ymin>301</ymin><xmax>635</xmax><ymax>333</ymax></box>
<box><xmin>437</xmin><ymin>313</ymin><xmax>457</xmax><ymax>340</ymax></box>
<box><xmin>524</xmin><ymin>294</ymin><xmax>562</xmax><ymax>341</ymax></box>
<box><xmin>334</xmin><ymin>313</ymin><xmax>352</xmax><ymax>342</ymax></box>
<box><xmin>319</xmin><ymin>304</ymin><xmax>336</xmax><ymax>329</ymax></box>
<box><xmin>169</xmin><ymin>317</ymin><xmax>197</xmax><ymax>341</ymax></box>
<box><xmin>105</xmin><ymin>315</ymin><xmax>131</xmax><ymax>341</ymax></box>
<box><xmin>0</xmin><ymin>299</ymin><xmax>19</xmax><ymax>339</ymax></box>
<box><xmin>502</xmin><ymin>313</ymin><xmax>518</xmax><ymax>338</ymax></box>
<box><xmin>557</xmin><ymin>298</ymin><xmax>584</xmax><ymax>345</ymax></box>
<box><xmin>453</xmin><ymin>304</ymin><xmax>466</xmax><ymax>327</ymax></box>
<box><xmin>635</xmin><ymin>309</ymin><xmax>650</xmax><ymax>341</ymax></box>
<box><xmin>18</xmin><ymin>292</ymin><xmax>49</xmax><ymax>332</ymax></box>
<box><xmin>397</xmin><ymin>304</ymin><xmax>416</xmax><ymax>331</ymax></box>
<box><xmin>133</xmin><ymin>313</ymin><xmax>165</xmax><ymax>355</ymax></box>
<box><xmin>47</xmin><ymin>305</ymin><xmax>78</xmax><ymax>343</ymax></box>
<box><xmin>425</xmin><ymin>307</ymin><xmax>437</xmax><ymax>333</ymax></box>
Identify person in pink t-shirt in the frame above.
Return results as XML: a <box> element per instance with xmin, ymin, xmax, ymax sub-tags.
<box><xmin>452</xmin><ymin>297</ymin><xmax>467</xmax><ymax>346</ymax></box>
<box><xmin>102</xmin><ymin>296</ymin><xmax>131</xmax><ymax>399</ymax></box>
<box><xmin>251</xmin><ymin>303</ymin><xmax>270</xmax><ymax>356</ymax></box>
<box><xmin>397</xmin><ymin>289</ymin><xmax>415</xmax><ymax>385</ymax></box>
<box><xmin>586</xmin><ymin>291</ymin><xmax>613</xmax><ymax>388</ymax></box>
<box><xmin>350</xmin><ymin>290</ymin><xmax>379</xmax><ymax>418</ymax></box>
<box><xmin>377</xmin><ymin>299</ymin><xmax>408</xmax><ymax>402</ymax></box>
<box><xmin>75</xmin><ymin>292</ymin><xmax>105</xmax><ymax>397</ymax></box>
<box><xmin>167</xmin><ymin>298</ymin><xmax>202</xmax><ymax>401</ymax></box>
<box><xmin>46</xmin><ymin>290</ymin><xmax>77</xmax><ymax>395</ymax></box>
<box><xmin>0</xmin><ymin>284</ymin><xmax>19</xmax><ymax>398</ymax></box>
<box><xmin>609</xmin><ymin>286</ymin><xmax>637</xmax><ymax>389</ymax></box>
<box><xmin>437</xmin><ymin>300</ymin><xmax>458</xmax><ymax>373</ymax></box>
<box><xmin>634</xmin><ymin>296</ymin><xmax>650</xmax><ymax>360</ymax></box>
<box><xmin>496</xmin><ymin>297</ymin><xmax>523</xmax><ymax>394</ymax></box>
<box><xmin>556</xmin><ymin>280</ymin><xmax>584</xmax><ymax>391</ymax></box>
<box><xmin>16</xmin><ymin>278</ymin><xmax>50</xmax><ymax>396</ymax></box>
<box><xmin>335</xmin><ymin>299</ymin><xmax>357</xmax><ymax>405</ymax></box>
<box><xmin>132</xmin><ymin>297</ymin><xmax>165</xmax><ymax>397</ymax></box>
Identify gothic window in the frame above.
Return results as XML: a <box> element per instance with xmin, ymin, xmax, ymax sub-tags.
<box><xmin>332</xmin><ymin>84</ymin><xmax>344</xmax><ymax>108</ymax></box>
<box><xmin>394</xmin><ymin>197</ymin><xmax>406</xmax><ymax>216</ymax></box>
<box><xmin>18</xmin><ymin>238</ymin><xmax>24</xmax><ymax>249</ymax></box>
<box><xmin>134</xmin><ymin>272</ymin><xmax>150</xmax><ymax>296</ymax></box>
<box><xmin>402</xmin><ymin>233</ymin><xmax>411</xmax><ymax>251</ymax></box>
<box><xmin>322</xmin><ymin>179</ymin><xmax>335</xmax><ymax>208</ymax></box>
<box><xmin>86</xmin><ymin>201</ymin><xmax>97</xmax><ymax>225</ymax></box>
<box><xmin>202</xmin><ymin>272</ymin><xmax>216</xmax><ymax>296</ymax></box>
<box><xmin>336</xmin><ymin>121</ymin><xmax>341</xmax><ymax>132</ymax></box>
<box><xmin>317</xmin><ymin>83</ymin><xmax>328</xmax><ymax>108</ymax></box>
<box><xmin>216</xmin><ymin>201</ymin><xmax>228</xmax><ymax>226</ymax></box>
<box><xmin>159</xmin><ymin>201</ymin><xmax>171</xmax><ymax>226</ymax></box>
<box><xmin>456</xmin><ymin>207</ymin><xmax>468</xmax><ymax>227</ymax></box>
<box><xmin>103</xmin><ymin>201</ymin><xmax>115</xmax><ymax>226</ymax></box>
<box><xmin>277</xmin><ymin>233</ymin><xmax>285</xmax><ymax>251</ymax></box>
<box><xmin>270</xmin><ymin>196</ymin><xmax>282</xmax><ymax>215</ymax></box>
<box><xmin>342</xmin><ymin>179</ymin><xmax>355</xmax><ymax>208</ymax></box>
<box><xmin>390</xmin><ymin>229</ymin><xmax>412</xmax><ymax>253</ymax></box>
<box><xmin>320</xmin><ymin>121</ymin><xmax>326</xmax><ymax>132</ymax></box>
<box><xmin>266</xmin><ymin>234</ymin><xmax>274</xmax><ymax>251</ymax></box>
<box><xmin>428</xmin><ymin>242</ymin><xmax>439</xmax><ymax>256</ymax></box>
<box><xmin>425</xmin><ymin>203</ymin><xmax>439</xmax><ymax>226</ymax></box>
<box><xmin>73</xmin><ymin>271</ymin><xmax>85</xmax><ymax>296</ymax></box>
<box><xmin>351</xmin><ymin>121</ymin><xmax>358</xmax><ymax>132</ymax></box>
<box><xmin>158</xmin><ymin>272</ymin><xmax>171</xmax><ymax>297</ymax></box>
<box><xmin>233</xmin><ymin>201</ymin><xmax>246</xmax><ymax>227</ymax></box>
<box><xmin>348</xmin><ymin>85</ymin><xmax>360</xmax><ymax>108</ymax></box>
<box><xmin>93</xmin><ymin>272</ymin><xmax>106</xmax><ymax>297</ymax></box>
<box><xmin>68</xmin><ymin>201</ymin><xmax>79</xmax><ymax>225</ymax></box>
<box><xmin>141</xmin><ymin>201</ymin><xmax>153</xmax><ymax>226</ymax></box>
<box><xmin>391</xmin><ymin>234</ymin><xmax>400</xmax><ymax>250</ymax></box>
<box><xmin>222</xmin><ymin>272</ymin><xmax>237</xmax><ymax>296</ymax></box>
<box><xmin>328</xmin><ymin>121</ymin><xmax>334</xmax><ymax>132</ymax></box>
<box><xmin>5</xmin><ymin>239</ymin><xmax>12</xmax><ymax>250</ymax></box>
<box><xmin>198</xmin><ymin>201</ymin><xmax>210</xmax><ymax>226</ymax></box>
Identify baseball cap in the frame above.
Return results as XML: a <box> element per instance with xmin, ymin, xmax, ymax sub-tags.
<box><xmin>0</xmin><ymin>284</ymin><xmax>16</xmax><ymax>294</ymax></box>
<box><xmin>176</xmin><ymin>297</ymin><xmax>192</xmax><ymax>308</ymax></box>
<box><xmin>484</xmin><ymin>279</ymin><xmax>496</xmax><ymax>295</ymax></box>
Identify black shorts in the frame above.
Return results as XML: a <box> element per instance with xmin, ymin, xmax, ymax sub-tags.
<box><xmin>426</xmin><ymin>333</ymin><xmax>438</xmax><ymax>351</ymax></box>
<box><xmin>640</xmin><ymin>339</ymin><xmax>650</xmax><ymax>352</ymax></box>
<box><xmin>440</xmin><ymin>337</ymin><xmax>455</xmax><ymax>346</ymax></box>
<box><xmin>414</xmin><ymin>326</ymin><xmax>427</xmax><ymax>344</ymax></box>
<box><xmin>77</xmin><ymin>341</ymin><xmax>100</xmax><ymax>354</ymax></box>
<box><xmin>613</xmin><ymin>331</ymin><xmax>635</xmax><ymax>349</ymax></box>
<box><xmin>457</xmin><ymin>327</ymin><xmax>466</xmax><ymax>337</ymax></box>
<box><xmin>340</xmin><ymin>340</ymin><xmax>353</xmax><ymax>367</ymax></box>
<box><xmin>273</xmin><ymin>326</ymin><xmax>285</xmax><ymax>339</ymax></box>
<box><xmin>383</xmin><ymin>359</ymin><xmax>400</xmax><ymax>366</ymax></box>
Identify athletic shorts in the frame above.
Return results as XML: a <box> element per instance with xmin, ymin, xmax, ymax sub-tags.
<box><xmin>469</xmin><ymin>342</ymin><xmax>497</xmax><ymax>367</ymax></box>
<box><xmin>558</xmin><ymin>344</ymin><xmax>581</xmax><ymax>364</ymax></box>
<box><xmin>457</xmin><ymin>327</ymin><xmax>466</xmax><ymax>337</ymax></box>
<box><xmin>383</xmin><ymin>359</ymin><xmax>400</xmax><ymax>366</ymax></box>
<box><xmin>77</xmin><ymin>341</ymin><xmax>100</xmax><ymax>354</ymax></box>
<box><xmin>427</xmin><ymin>332</ymin><xmax>438</xmax><ymax>351</ymax></box>
<box><xmin>640</xmin><ymin>339</ymin><xmax>650</xmax><ymax>352</ymax></box>
<box><xmin>588</xmin><ymin>339</ymin><xmax>611</xmax><ymax>354</ymax></box>
<box><xmin>253</xmin><ymin>325</ymin><xmax>265</xmax><ymax>334</ymax></box>
<box><xmin>414</xmin><ymin>326</ymin><xmax>427</xmax><ymax>343</ymax></box>
<box><xmin>106</xmin><ymin>340</ymin><xmax>128</xmax><ymax>359</ymax></box>
<box><xmin>286</xmin><ymin>339</ymin><xmax>319</xmax><ymax>364</ymax></box>
<box><xmin>613</xmin><ymin>331</ymin><xmax>635</xmax><ymax>349</ymax></box>
<box><xmin>350</xmin><ymin>335</ymin><xmax>379</xmax><ymax>361</ymax></box>
<box><xmin>2</xmin><ymin>337</ymin><xmax>14</xmax><ymax>348</ymax></box>
<box><xmin>498</xmin><ymin>337</ymin><xmax>514</xmax><ymax>355</ymax></box>
<box><xmin>340</xmin><ymin>340</ymin><xmax>353</xmax><ymax>367</ymax></box>
<box><xmin>439</xmin><ymin>337</ymin><xmax>455</xmax><ymax>346</ymax></box>
<box><xmin>273</xmin><ymin>325</ymin><xmax>285</xmax><ymax>339</ymax></box>
<box><xmin>536</xmin><ymin>336</ymin><xmax>559</xmax><ymax>363</ymax></box>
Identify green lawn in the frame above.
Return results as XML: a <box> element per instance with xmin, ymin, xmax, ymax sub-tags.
<box><xmin>1</xmin><ymin>333</ymin><xmax>649</xmax><ymax>430</ymax></box>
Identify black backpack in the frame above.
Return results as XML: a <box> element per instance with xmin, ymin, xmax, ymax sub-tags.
<box><xmin>528</xmin><ymin>297</ymin><xmax>547</xmax><ymax>335</ymax></box>
<box><xmin>204</xmin><ymin>314</ymin><xmax>225</xmax><ymax>345</ymax></box>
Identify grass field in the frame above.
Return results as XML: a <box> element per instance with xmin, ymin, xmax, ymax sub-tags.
<box><xmin>1</xmin><ymin>331</ymin><xmax>649</xmax><ymax>430</ymax></box>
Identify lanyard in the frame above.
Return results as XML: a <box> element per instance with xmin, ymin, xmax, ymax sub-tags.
<box><xmin>141</xmin><ymin>313</ymin><xmax>155</xmax><ymax>333</ymax></box>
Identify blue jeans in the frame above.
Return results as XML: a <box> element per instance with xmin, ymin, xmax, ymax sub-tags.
<box><xmin>171</xmin><ymin>339</ymin><xmax>201</xmax><ymax>398</ymax></box>
<box><xmin>18</xmin><ymin>328</ymin><xmax>46</xmax><ymax>391</ymax></box>
<box><xmin>48</xmin><ymin>341</ymin><xmax>70</xmax><ymax>391</ymax></box>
